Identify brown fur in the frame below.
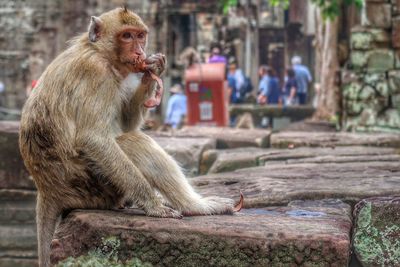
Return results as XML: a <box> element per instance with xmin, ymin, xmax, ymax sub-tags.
<box><xmin>19</xmin><ymin>8</ymin><xmax>235</xmax><ymax>267</ymax></box>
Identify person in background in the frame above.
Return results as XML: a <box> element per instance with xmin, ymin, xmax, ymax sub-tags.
<box><xmin>164</xmin><ymin>84</ymin><xmax>187</xmax><ymax>129</ymax></box>
<box><xmin>0</xmin><ymin>81</ymin><xmax>5</xmax><ymax>106</ymax></box>
<box><xmin>208</xmin><ymin>45</ymin><xmax>227</xmax><ymax>64</ymax></box>
<box><xmin>291</xmin><ymin>56</ymin><xmax>312</xmax><ymax>105</ymax></box>
<box><xmin>257</xmin><ymin>65</ymin><xmax>280</xmax><ymax>105</ymax></box>
<box><xmin>227</xmin><ymin>60</ymin><xmax>245</xmax><ymax>104</ymax></box>
<box><xmin>283</xmin><ymin>68</ymin><xmax>298</xmax><ymax>106</ymax></box>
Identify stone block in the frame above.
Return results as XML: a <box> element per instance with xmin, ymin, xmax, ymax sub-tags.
<box><xmin>344</xmin><ymin>100</ymin><xmax>364</xmax><ymax>115</ymax></box>
<box><xmin>363</xmin><ymin>72</ymin><xmax>386</xmax><ymax>85</ymax></box>
<box><xmin>270</xmin><ymin>131</ymin><xmax>400</xmax><ymax>148</ymax></box>
<box><xmin>153</xmin><ymin>137</ymin><xmax>215</xmax><ymax>177</ymax></box>
<box><xmin>353</xmin><ymin>196</ymin><xmax>400</xmax><ymax>267</ymax></box>
<box><xmin>193</xmin><ymin>160</ymin><xmax>400</xmax><ymax>207</ymax></box>
<box><xmin>361</xmin><ymin>3</ymin><xmax>392</xmax><ymax>28</ymax></box>
<box><xmin>0</xmin><ymin>189</ymin><xmax>36</xmax><ymax>224</ymax></box>
<box><xmin>204</xmin><ymin>147</ymin><xmax>268</xmax><ymax>174</ymax></box>
<box><xmin>392</xmin><ymin>0</ymin><xmax>400</xmax><ymax>15</ymax></box>
<box><xmin>149</xmin><ymin>126</ymin><xmax>271</xmax><ymax>148</ymax></box>
<box><xmin>359</xmin><ymin>108</ymin><xmax>378</xmax><ymax>126</ymax></box>
<box><xmin>350</xmin><ymin>49</ymin><xmax>394</xmax><ymax>72</ymax></box>
<box><xmin>51</xmin><ymin>200</ymin><xmax>352</xmax><ymax>266</ymax></box>
<box><xmin>258</xmin><ymin>146</ymin><xmax>400</xmax><ymax>165</ymax></box>
<box><xmin>377</xmin><ymin>108</ymin><xmax>400</xmax><ymax>128</ymax></box>
<box><xmin>392</xmin><ymin>94</ymin><xmax>400</xmax><ymax>108</ymax></box>
<box><xmin>388</xmin><ymin>70</ymin><xmax>400</xmax><ymax>94</ymax></box>
<box><xmin>359</xmin><ymin>85</ymin><xmax>376</xmax><ymax>100</ymax></box>
<box><xmin>0</xmin><ymin>121</ymin><xmax>34</xmax><ymax>189</ymax></box>
<box><xmin>392</xmin><ymin>16</ymin><xmax>400</xmax><ymax>48</ymax></box>
<box><xmin>0</xmin><ymin>258</ymin><xmax>38</xmax><ymax>267</ymax></box>
<box><xmin>342</xmin><ymin>81</ymin><xmax>362</xmax><ymax>100</ymax></box>
<box><xmin>351</xmin><ymin>27</ymin><xmax>390</xmax><ymax>50</ymax></box>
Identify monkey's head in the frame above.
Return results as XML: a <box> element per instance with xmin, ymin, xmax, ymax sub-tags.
<box><xmin>88</xmin><ymin>7</ymin><xmax>149</xmax><ymax>74</ymax></box>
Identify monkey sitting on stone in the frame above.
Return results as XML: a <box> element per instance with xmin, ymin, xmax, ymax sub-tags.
<box><xmin>19</xmin><ymin>7</ymin><xmax>243</xmax><ymax>267</ymax></box>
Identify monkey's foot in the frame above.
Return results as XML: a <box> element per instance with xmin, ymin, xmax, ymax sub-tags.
<box><xmin>145</xmin><ymin>205</ymin><xmax>183</xmax><ymax>219</ymax></box>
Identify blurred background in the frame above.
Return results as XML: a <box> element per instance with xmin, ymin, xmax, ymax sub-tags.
<box><xmin>0</xmin><ymin>0</ymin><xmax>398</xmax><ymax>132</ymax></box>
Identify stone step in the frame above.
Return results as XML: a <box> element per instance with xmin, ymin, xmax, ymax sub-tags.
<box><xmin>201</xmin><ymin>146</ymin><xmax>400</xmax><ymax>174</ymax></box>
<box><xmin>0</xmin><ymin>224</ymin><xmax>37</xmax><ymax>252</ymax></box>
<box><xmin>0</xmin><ymin>121</ymin><xmax>33</xmax><ymax>189</ymax></box>
<box><xmin>0</xmin><ymin>258</ymin><xmax>38</xmax><ymax>267</ymax></box>
<box><xmin>270</xmin><ymin>131</ymin><xmax>400</xmax><ymax>148</ymax></box>
<box><xmin>149</xmin><ymin>126</ymin><xmax>271</xmax><ymax>148</ymax></box>
<box><xmin>51</xmin><ymin>199</ymin><xmax>352</xmax><ymax>266</ymax></box>
<box><xmin>192</xmin><ymin>161</ymin><xmax>400</xmax><ymax>207</ymax></box>
<box><xmin>0</xmin><ymin>197</ymin><xmax>36</xmax><ymax>224</ymax></box>
<box><xmin>153</xmin><ymin>136</ymin><xmax>215</xmax><ymax>177</ymax></box>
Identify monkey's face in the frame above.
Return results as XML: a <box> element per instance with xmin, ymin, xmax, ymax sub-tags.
<box><xmin>116</xmin><ymin>28</ymin><xmax>148</xmax><ymax>72</ymax></box>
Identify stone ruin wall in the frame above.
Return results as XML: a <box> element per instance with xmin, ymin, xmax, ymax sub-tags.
<box><xmin>0</xmin><ymin>0</ymin><xmax>160</xmax><ymax>109</ymax></box>
<box><xmin>342</xmin><ymin>0</ymin><xmax>400</xmax><ymax>132</ymax></box>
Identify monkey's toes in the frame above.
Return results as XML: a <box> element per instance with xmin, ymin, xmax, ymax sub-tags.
<box><xmin>146</xmin><ymin>205</ymin><xmax>183</xmax><ymax>219</ymax></box>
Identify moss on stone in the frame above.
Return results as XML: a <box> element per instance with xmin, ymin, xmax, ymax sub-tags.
<box><xmin>353</xmin><ymin>202</ymin><xmax>400</xmax><ymax>266</ymax></box>
<box><xmin>56</xmin><ymin>236</ymin><xmax>151</xmax><ymax>267</ymax></box>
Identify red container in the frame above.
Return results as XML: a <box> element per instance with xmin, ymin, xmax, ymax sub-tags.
<box><xmin>184</xmin><ymin>63</ymin><xmax>229</xmax><ymax>126</ymax></box>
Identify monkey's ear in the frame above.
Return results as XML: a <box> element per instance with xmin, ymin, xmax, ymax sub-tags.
<box><xmin>88</xmin><ymin>16</ymin><xmax>102</xmax><ymax>42</ymax></box>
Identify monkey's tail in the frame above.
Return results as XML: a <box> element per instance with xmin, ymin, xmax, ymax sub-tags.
<box><xmin>36</xmin><ymin>194</ymin><xmax>59</xmax><ymax>267</ymax></box>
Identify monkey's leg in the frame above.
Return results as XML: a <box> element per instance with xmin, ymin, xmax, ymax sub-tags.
<box><xmin>36</xmin><ymin>194</ymin><xmax>60</xmax><ymax>267</ymax></box>
<box><xmin>117</xmin><ymin>132</ymin><xmax>235</xmax><ymax>215</ymax></box>
<box><xmin>76</xmin><ymin>136</ymin><xmax>182</xmax><ymax>218</ymax></box>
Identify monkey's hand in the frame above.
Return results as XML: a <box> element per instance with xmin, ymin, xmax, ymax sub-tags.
<box><xmin>143</xmin><ymin>53</ymin><xmax>166</xmax><ymax>76</ymax></box>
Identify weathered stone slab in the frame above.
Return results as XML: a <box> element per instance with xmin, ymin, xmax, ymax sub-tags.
<box><xmin>153</xmin><ymin>137</ymin><xmax>215</xmax><ymax>177</ymax></box>
<box><xmin>202</xmin><ymin>147</ymin><xmax>267</xmax><ymax>174</ymax></box>
<box><xmin>350</xmin><ymin>49</ymin><xmax>394</xmax><ymax>72</ymax></box>
<box><xmin>270</xmin><ymin>131</ymin><xmax>400</xmax><ymax>148</ymax></box>
<box><xmin>361</xmin><ymin>3</ymin><xmax>392</xmax><ymax>28</ymax></box>
<box><xmin>353</xmin><ymin>196</ymin><xmax>400</xmax><ymax>267</ymax></box>
<box><xmin>149</xmin><ymin>126</ymin><xmax>271</xmax><ymax>148</ymax></box>
<box><xmin>202</xmin><ymin>146</ymin><xmax>400</xmax><ymax>174</ymax></box>
<box><xmin>0</xmin><ymin>121</ymin><xmax>33</xmax><ymax>189</ymax></box>
<box><xmin>51</xmin><ymin>199</ymin><xmax>351</xmax><ymax>266</ymax></box>
<box><xmin>392</xmin><ymin>16</ymin><xmax>400</xmax><ymax>48</ymax></box>
<box><xmin>0</xmin><ymin>189</ymin><xmax>36</xmax><ymax>224</ymax></box>
<box><xmin>351</xmin><ymin>27</ymin><xmax>390</xmax><ymax>50</ymax></box>
<box><xmin>0</xmin><ymin>224</ymin><xmax>37</xmax><ymax>253</ymax></box>
<box><xmin>258</xmin><ymin>146</ymin><xmax>400</xmax><ymax>165</ymax></box>
<box><xmin>0</xmin><ymin>258</ymin><xmax>38</xmax><ymax>267</ymax></box>
<box><xmin>192</xmin><ymin>161</ymin><xmax>400</xmax><ymax>207</ymax></box>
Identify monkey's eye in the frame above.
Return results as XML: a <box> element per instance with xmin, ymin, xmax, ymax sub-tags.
<box><xmin>137</xmin><ymin>32</ymin><xmax>145</xmax><ymax>39</ymax></box>
<box><xmin>122</xmin><ymin>32</ymin><xmax>132</xmax><ymax>40</ymax></box>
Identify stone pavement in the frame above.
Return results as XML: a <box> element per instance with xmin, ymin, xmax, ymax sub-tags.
<box><xmin>1</xmin><ymin>121</ymin><xmax>400</xmax><ymax>266</ymax></box>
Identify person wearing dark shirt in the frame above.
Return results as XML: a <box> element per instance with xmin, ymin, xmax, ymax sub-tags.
<box><xmin>283</xmin><ymin>68</ymin><xmax>298</xmax><ymax>106</ymax></box>
<box><xmin>257</xmin><ymin>66</ymin><xmax>280</xmax><ymax>105</ymax></box>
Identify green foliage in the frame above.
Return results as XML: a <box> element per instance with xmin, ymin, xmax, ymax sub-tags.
<box><xmin>311</xmin><ymin>0</ymin><xmax>363</xmax><ymax>20</ymax></box>
<box><xmin>219</xmin><ymin>0</ymin><xmax>363</xmax><ymax>19</ymax></box>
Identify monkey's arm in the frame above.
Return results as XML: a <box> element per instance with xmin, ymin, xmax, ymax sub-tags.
<box><xmin>76</xmin><ymin>134</ymin><xmax>181</xmax><ymax>218</ymax></box>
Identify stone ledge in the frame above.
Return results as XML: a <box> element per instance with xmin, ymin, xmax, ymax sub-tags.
<box><xmin>192</xmin><ymin>161</ymin><xmax>400</xmax><ymax>207</ymax></box>
<box><xmin>270</xmin><ymin>131</ymin><xmax>400</xmax><ymax>148</ymax></box>
<box><xmin>201</xmin><ymin>146</ymin><xmax>400</xmax><ymax>174</ymax></box>
<box><xmin>149</xmin><ymin>126</ymin><xmax>271</xmax><ymax>148</ymax></box>
<box><xmin>51</xmin><ymin>199</ymin><xmax>351</xmax><ymax>266</ymax></box>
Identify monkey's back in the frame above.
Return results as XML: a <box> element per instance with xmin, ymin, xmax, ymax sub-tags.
<box><xmin>19</xmin><ymin>40</ymin><xmax>123</xmax><ymax>209</ymax></box>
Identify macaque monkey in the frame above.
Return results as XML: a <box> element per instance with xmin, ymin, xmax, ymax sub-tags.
<box><xmin>19</xmin><ymin>7</ymin><xmax>243</xmax><ymax>267</ymax></box>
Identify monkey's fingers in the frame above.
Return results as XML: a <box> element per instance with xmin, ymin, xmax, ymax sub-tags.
<box><xmin>143</xmin><ymin>71</ymin><xmax>163</xmax><ymax>108</ymax></box>
<box><xmin>233</xmin><ymin>192</ymin><xmax>244</xmax><ymax>212</ymax></box>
